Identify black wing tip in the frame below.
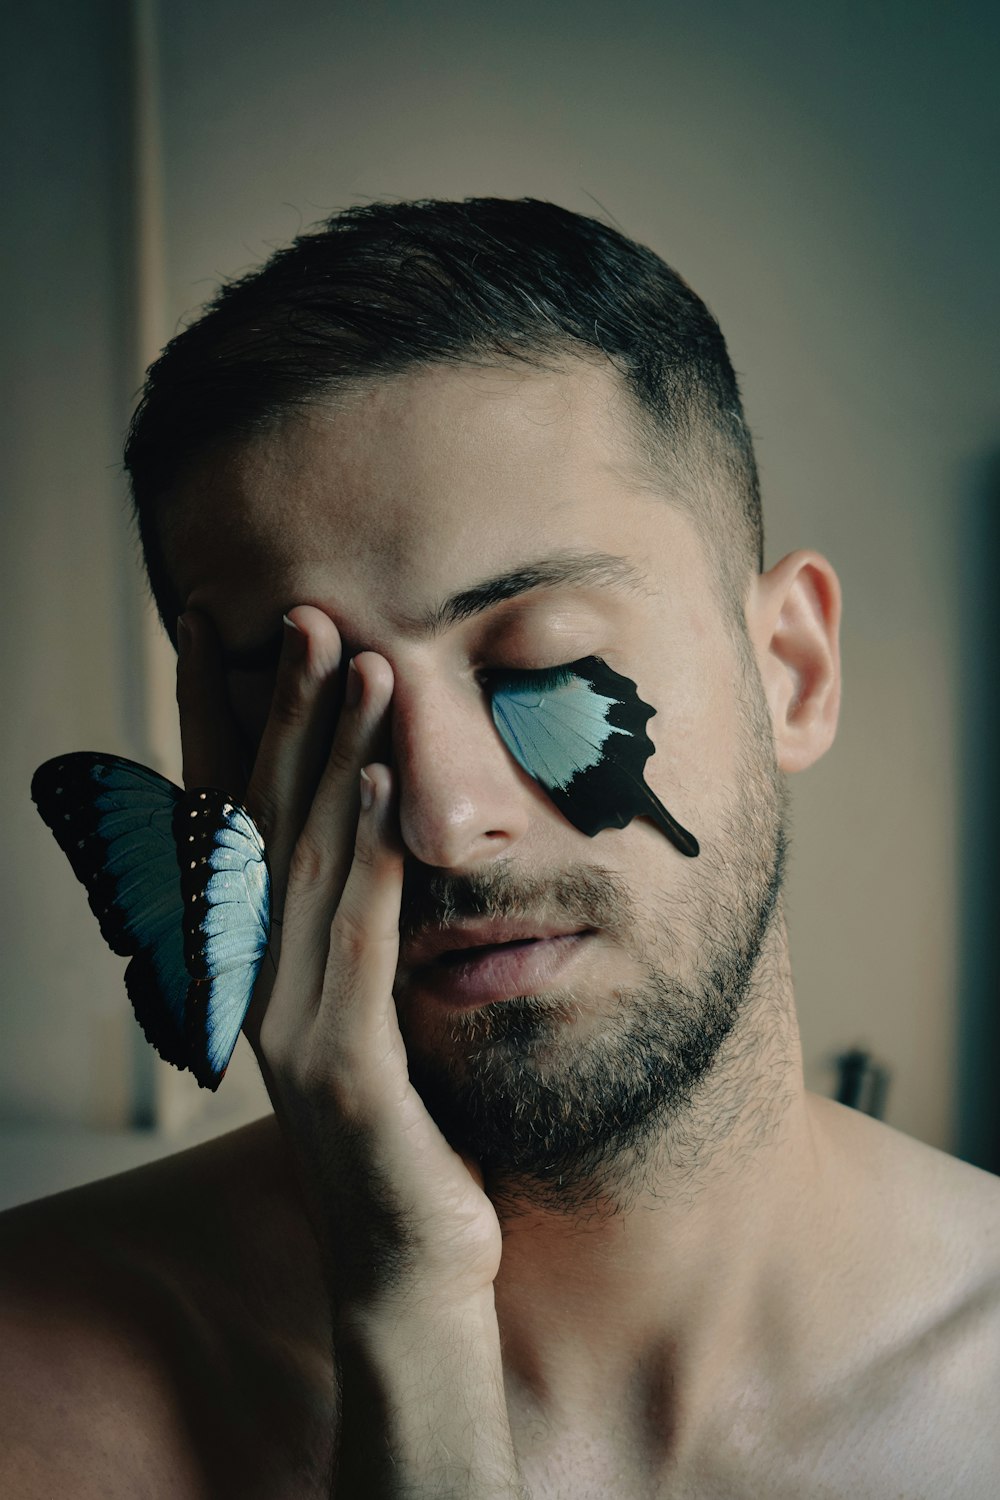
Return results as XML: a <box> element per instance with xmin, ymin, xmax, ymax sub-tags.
<box><xmin>642</xmin><ymin>787</ymin><xmax>700</xmax><ymax>857</ymax></box>
<box><xmin>126</xmin><ymin>968</ymin><xmax>226</xmax><ymax>1090</ymax></box>
<box><xmin>31</xmin><ymin>751</ymin><xmax>180</xmax><ymax>794</ymax></box>
<box><xmin>124</xmin><ymin>958</ymin><xmax>190</xmax><ymax>1071</ymax></box>
<box><xmin>190</xmin><ymin>1059</ymin><xmax>225</xmax><ymax>1092</ymax></box>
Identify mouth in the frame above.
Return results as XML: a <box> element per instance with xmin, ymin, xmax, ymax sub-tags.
<box><xmin>412</xmin><ymin>930</ymin><xmax>593</xmax><ymax>1008</ymax></box>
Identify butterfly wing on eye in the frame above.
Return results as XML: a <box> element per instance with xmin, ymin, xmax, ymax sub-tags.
<box><xmin>30</xmin><ymin>752</ymin><xmax>194</xmax><ymax>1071</ymax></box>
<box><xmin>489</xmin><ymin>656</ymin><xmax>699</xmax><ymax>857</ymax></box>
<box><xmin>174</xmin><ymin>790</ymin><xmax>271</xmax><ymax>1090</ymax></box>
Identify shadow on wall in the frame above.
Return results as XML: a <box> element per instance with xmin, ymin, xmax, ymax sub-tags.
<box><xmin>956</xmin><ymin>448</ymin><xmax>1000</xmax><ymax>1174</ymax></box>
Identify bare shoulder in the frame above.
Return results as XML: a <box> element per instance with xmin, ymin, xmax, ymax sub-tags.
<box><xmin>812</xmin><ymin>1093</ymin><xmax>1000</xmax><ymax>1252</ymax></box>
<box><xmin>0</xmin><ymin>1117</ymin><xmax>333</xmax><ymax>1498</ymax></box>
<box><xmin>808</xmin><ymin>1097</ymin><xmax>1000</xmax><ymax>1495</ymax></box>
<box><xmin>857</xmin><ymin>1101</ymin><xmax>1000</xmax><ymax>1362</ymax></box>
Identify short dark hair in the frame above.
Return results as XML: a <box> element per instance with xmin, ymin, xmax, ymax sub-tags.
<box><xmin>124</xmin><ymin>196</ymin><xmax>762</xmax><ymax>633</ymax></box>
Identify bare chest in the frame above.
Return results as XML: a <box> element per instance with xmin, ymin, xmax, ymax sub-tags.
<box><xmin>205</xmin><ymin>1346</ymin><xmax>998</xmax><ymax>1500</ymax></box>
<box><xmin>513</xmin><ymin>1400</ymin><xmax>997</xmax><ymax>1500</ymax></box>
<box><xmin>164</xmin><ymin>1259</ymin><xmax>1000</xmax><ymax>1500</ymax></box>
<box><xmin>504</xmin><ymin>1315</ymin><xmax>1000</xmax><ymax>1500</ymax></box>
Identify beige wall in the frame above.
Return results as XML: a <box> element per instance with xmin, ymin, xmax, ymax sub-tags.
<box><xmin>3</xmin><ymin>2</ymin><xmax>997</xmax><ymax>1167</ymax></box>
<box><xmin>2</xmin><ymin>6</ymin><xmax>142</xmax><ymax>1129</ymax></box>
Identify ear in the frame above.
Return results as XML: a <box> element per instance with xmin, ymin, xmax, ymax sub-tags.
<box><xmin>747</xmin><ymin>551</ymin><xmax>842</xmax><ymax>774</ymax></box>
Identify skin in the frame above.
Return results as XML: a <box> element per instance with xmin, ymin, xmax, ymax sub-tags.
<box><xmin>3</xmin><ymin>358</ymin><xmax>1000</xmax><ymax>1498</ymax></box>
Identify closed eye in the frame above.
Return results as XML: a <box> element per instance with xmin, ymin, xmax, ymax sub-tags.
<box><xmin>479</xmin><ymin>656</ymin><xmax>602</xmax><ymax>688</ymax></box>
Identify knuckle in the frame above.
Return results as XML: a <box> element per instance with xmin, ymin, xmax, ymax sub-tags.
<box><xmin>324</xmin><ymin>737</ymin><xmax>356</xmax><ymax>781</ymax></box>
<box><xmin>331</xmin><ymin>902</ymin><xmax>370</xmax><ymax>963</ymax></box>
<box><xmin>268</xmin><ymin>670</ymin><xmax>312</xmax><ymax>730</ymax></box>
<box><xmin>299</xmin><ymin>1047</ymin><xmax>351</xmax><ymax>1104</ymax></box>
<box><xmin>256</xmin><ymin>1011</ymin><xmax>288</xmax><ymax>1070</ymax></box>
<box><xmin>288</xmin><ymin>830</ymin><xmax>329</xmax><ymax>889</ymax></box>
<box><xmin>350</xmin><ymin>832</ymin><xmax>377</xmax><ymax>872</ymax></box>
<box><xmin>284</xmin><ymin>1036</ymin><xmax>369</xmax><ymax>1124</ymax></box>
<box><xmin>246</xmin><ymin>784</ymin><xmax>281</xmax><ymax>845</ymax></box>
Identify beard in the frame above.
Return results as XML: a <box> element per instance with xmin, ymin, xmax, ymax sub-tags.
<box><xmin>395</xmin><ymin>648</ymin><xmax>788</xmax><ymax>1210</ymax></box>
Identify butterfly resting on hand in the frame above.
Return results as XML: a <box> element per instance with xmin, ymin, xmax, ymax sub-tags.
<box><xmin>31</xmin><ymin>656</ymin><xmax>698</xmax><ymax>1090</ymax></box>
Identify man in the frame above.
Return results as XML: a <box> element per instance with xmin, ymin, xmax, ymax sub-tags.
<box><xmin>2</xmin><ymin>197</ymin><xmax>998</xmax><ymax>1498</ymax></box>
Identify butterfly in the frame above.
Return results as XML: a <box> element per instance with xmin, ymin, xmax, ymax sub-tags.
<box><xmin>31</xmin><ymin>655</ymin><xmax>695</xmax><ymax>1088</ymax></box>
<box><xmin>489</xmin><ymin>655</ymin><xmax>699</xmax><ymax>857</ymax></box>
<box><xmin>30</xmin><ymin>753</ymin><xmax>270</xmax><ymax>1090</ymax></box>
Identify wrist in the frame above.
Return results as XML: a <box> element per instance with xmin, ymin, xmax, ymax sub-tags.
<box><xmin>334</xmin><ymin>1290</ymin><xmax>521</xmax><ymax>1498</ymax></box>
<box><xmin>336</xmin><ymin>1285</ymin><xmax>501</xmax><ymax>1364</ymax></box>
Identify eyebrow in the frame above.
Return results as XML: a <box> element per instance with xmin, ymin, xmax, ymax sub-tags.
<box><xmin>220</xmin><ymin>549</ymin><xmax>650</xmax><ymax>670</ymax></box>
<box><xmin>403</xmin><ymin>549</ymin><xmax>652</xmax><ymax>634</ymax></box>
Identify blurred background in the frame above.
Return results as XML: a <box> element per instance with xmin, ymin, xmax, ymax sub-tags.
<box><xmin>2</xmin><ymin>0</ymin><xmax>997</xmax><ymax>1209</ymax></box>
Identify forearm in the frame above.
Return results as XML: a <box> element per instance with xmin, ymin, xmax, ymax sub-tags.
<box><xmin>332</xmin><ymin>1295</ymin><xmax>524</xmax><ymax>1500</ymax></box>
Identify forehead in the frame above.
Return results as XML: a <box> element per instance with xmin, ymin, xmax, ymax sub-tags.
<box><xmin>163</xmin><ymin>360</ymin><xmax>688</xmax><ymax>638</ymax></box>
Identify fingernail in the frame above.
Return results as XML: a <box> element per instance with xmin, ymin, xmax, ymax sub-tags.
<box><xmin>359</xmin><ymin>766</ymin><xmax>375</xmax><ymax>811</ymax></box>
<box><xmin>346</xmin><ymin>657</ymin><xmax>362</xmax><ymax>708</ymax></box>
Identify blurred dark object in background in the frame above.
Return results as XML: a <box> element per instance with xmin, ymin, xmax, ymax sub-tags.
<box><xmin>834</xmin><ymin>1047</ymin><xmax>891</xmax><ymax>1120</ymax></box>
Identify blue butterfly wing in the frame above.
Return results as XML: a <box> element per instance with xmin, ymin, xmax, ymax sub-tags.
<box><xmin>489</xmin><ymin>656</ymin><xmax>699</xmax><ymax>857</ymax></box>
<box><xmin>175</xmin><ymin>789</ymin><xmax>271</xmax><ymax>1089</ymax></box>
<box><xmin>30</xmin><ymin>752</ymin><xmax>193</xmax><ymax>1070</ymax></box>
<box><xmin>32</xmin><ymin>754</ymin><xmax>273</xmax><ymax>1090</ymax></box>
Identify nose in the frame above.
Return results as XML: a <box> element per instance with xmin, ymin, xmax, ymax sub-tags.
<box><xmin>391</xmin><ymin>673</ymin><xmax>534</xmax><ymax>870</ymax></box>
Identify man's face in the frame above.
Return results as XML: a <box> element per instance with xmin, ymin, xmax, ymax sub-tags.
<box><xmin>166</xmin><ymin>359</ymin><xmax>786</xmax><ymax>1201</ymax></box>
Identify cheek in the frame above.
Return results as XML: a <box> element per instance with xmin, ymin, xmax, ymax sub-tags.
<box><xmin>643</xmin><ymin>633</ymin><xmax>746</xmax><ymax>811</ymax></box>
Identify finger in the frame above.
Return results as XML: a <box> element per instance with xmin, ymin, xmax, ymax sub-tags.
<box><xmin>259</xmin><ymin>758</ymin><xmax>403</xmax><ymax>1086</ymax></box>
<box><xmin>279</xmin><ymin>648</ymin><xmax>395</xmax><ymax>955</ymax></box>
<box><xmin>320</xmin><ymin>761</ymin><xmax>407</xmax><ymax>1086</ymax></box>
<box><xmin>176</xmin><ymin>611</ymin><xmax>246</xmax><ymax>792</ymax></box>
<box><xmin>245</xmin><ymin>640</ymin><xmax>394</xmax><ymax>1056</ymax></box>
<box><xmin>315</xmin><ymin>766</ymin><xmax>475</xmax><ymax>1203</ymax></box>
<box><xmin>243</xmin><ymin>605</ymin><xmax>343</xmax><ymax>895</ymax></box>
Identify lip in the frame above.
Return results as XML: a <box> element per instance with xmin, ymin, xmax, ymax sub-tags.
<box><xmin>410</xmin><ymin>930</ymin><xmax>592</xmax><ymax>1009</ymax></box>
<box><xmin>404</xmin><ymin>918</ymin><xmax>592</xmax><ymax>967</ymax></box>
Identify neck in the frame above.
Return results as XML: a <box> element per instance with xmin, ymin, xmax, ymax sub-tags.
<box><xmin>490</xmin><ymin>911</ymin><xmax>829</xmax><ymax>1427</ymax></box>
